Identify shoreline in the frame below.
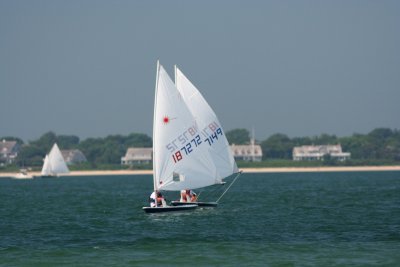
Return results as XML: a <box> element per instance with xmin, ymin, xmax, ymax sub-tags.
<box><xmin>241</xmin><ymin>165</ymin><xmax>400</xmax><ymax>173</ymax></box>
<box><xmin>1</xmin><ymin>166</ymin><xmax>400</xmax><ymax>178</ymax></box>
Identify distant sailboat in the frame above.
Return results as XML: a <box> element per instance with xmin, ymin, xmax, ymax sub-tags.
<box><xmin>13</xmin><ymin>169</ymin><xmax>33</xmax><ymax>179</ymax></box>
<box><xmin>39</xmin><ymin>143</ymin><xmax>69</xmax><ymax>178</ymax></box>
<box><xmin>143</xmin><ymin>61</ymin><xmax>240</xmax><ymax>213</ymax></box>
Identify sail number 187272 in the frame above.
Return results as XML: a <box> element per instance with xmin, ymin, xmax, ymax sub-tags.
<box><xmin>172</xmin><ymin>127</ymin><xmax>223</xmax><ymax>163</ymax></box>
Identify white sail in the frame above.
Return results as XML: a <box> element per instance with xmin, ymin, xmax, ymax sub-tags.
<box><xmin>175</xmin><ymin>66</ymin><xmax>238</xmax><ymax>180</ymax></box>
<box><xmin>153</xmin><ymin>62</ymin><xmax>237</xmax><ymax>192</ymax></box>
<box><xmin>49</xmin><ymin>143</ymin><xmax>69</xmax><ymax>174</ymax></box>
<box><xmin>41</xmin><ymin>155</ymin><xmax>51</xmax><ymax>176</ymax></box>
<box><xmin>41</xmin><ymin>143</ymin><xmax>69</xmax><ymax>176</ymax></box>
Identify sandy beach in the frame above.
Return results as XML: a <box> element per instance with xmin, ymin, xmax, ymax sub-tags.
<box><xmin>241</xmin><ymin>166</ymin><xmax>400</xmax><ymax>173</ymax></box>
<box><xmin>1</xmin><ymin>166</ymin><xmax>400</xmax><ymax>178</ymax></box>
<box><xmin>0</xmin><ymin>169</ymin><xmax>153</xmax><ymax>178</ymax></box>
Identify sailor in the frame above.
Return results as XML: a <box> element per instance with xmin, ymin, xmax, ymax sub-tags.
<box><xmin>180</xmin><ymin>189</ymin><xmax>187</xmax><ymax>202</ymax></box>
<box><xmin>188</xmin><ymin>189</ymin><xmax>197</xmax><ymax>202</ymax></box>
<box><xmin>149</xmin><ymin>190</ymin><xmax>166</xmax><ymax>207</ymax></box>
<box><xmin>156</xmin><ymin>191</ymin><xmax>167</xmax><ymax>207</ymax></box>
<box><xmin>149</xmin><ymin>191</ymin><xmax>157</xmax><ymax>207</ymax></box>
<box><xmin>181</xmin><ymin>189</ymin><xmax>197</xmax><ymax>202</ymax></box>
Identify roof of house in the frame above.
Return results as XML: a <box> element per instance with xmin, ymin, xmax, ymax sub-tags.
<box><xmin>0</xmin><ymin>140</ymin><xmax>18</xmax><ymax>155</ymax></box>
<box><xmin>123</xmin><ymin>147</ymin><xmax>152</xmax><ymax>160</ymax></box>
<box><xmin>61</xmin><ymin>149</ymin><xmax>87</xmax><ymax>161</ymax></box>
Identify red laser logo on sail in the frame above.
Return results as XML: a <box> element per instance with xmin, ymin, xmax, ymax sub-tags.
<box><xmin>163</xmin><ymin>116</ymin><xmax>177</xmax><ymax>124</ymax></box>
<box><xmin>163</xmin><ymin>116</ymin><xmax>170</xmax><ymax>124</ymax></box>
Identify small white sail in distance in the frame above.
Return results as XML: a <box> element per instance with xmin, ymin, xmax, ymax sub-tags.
<box><xmin>41</xmin><ymin>143</ymin><xmax>69</xmax><ymax>176</ymax></box>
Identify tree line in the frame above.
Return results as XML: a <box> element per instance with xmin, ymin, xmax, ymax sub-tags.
<box><xmin>2</xmin><ymin>127</ymin><xmax>399</xmax><ymax>169</ymax></box>
<box><xmin>4</xmin><ymin>131</ymin><xmax>151</xmax><ymax>168</ymax></box>
<box><xmin>227</xmin><ymin>128</ymin><xmax>400</xmax><ymax>162</ymax></box>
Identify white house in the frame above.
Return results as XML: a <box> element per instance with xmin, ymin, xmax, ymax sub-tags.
<box><xmin>0</xmin><ymin>140</ymin><xmax>20</xmax><ymax>165</ymax></box>
<box><xmin>121</xmin><ymin>147</ymin><xmax>152</xmax><ymax>165</ymax></box>
<box><xmin>293</xmin><ymin>144</ymin><xmax>351</xmax><ymax>161</ymax></box>
<box><xmin>230</xmin><ymin>139</ymin><xmax>263</xmax><ymax>162</ymax></box>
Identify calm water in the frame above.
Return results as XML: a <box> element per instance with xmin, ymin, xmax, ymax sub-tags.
<box><xmin>0</xmin><ymin>172</ymin><xmax>399</xmax><ymax>266</ymax></box>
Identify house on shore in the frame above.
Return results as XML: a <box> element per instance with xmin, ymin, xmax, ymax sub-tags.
<box><xmin>61</xmin><ymin>149</ymin><xmax>87</xmax><ymax>165</ymax></box>
<box><xmin>0</xmin><ymin>139</ymin><xmax>20</xmax><ymax>165</ymax></box>
<box><xmin>121</xmin><ymin>148</ymin><xmax>152</xmax><ymax>165</ymax></box>
<box><xmin>292</xmin><ymin>144</ymin><xmax>351</xmax><ymax>161</ymax></box>
<box><xmin>230</xmin><ymin>139</ymin><xmax>263</xmax><ymax>162</ymax></box>
<box><xmin>121</xmin><ymin>138</ymin><xmax>263</xmax><ymax>165</ymax></box>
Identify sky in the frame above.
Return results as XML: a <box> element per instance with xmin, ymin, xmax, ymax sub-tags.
<box><xmin>1</xmin><ymin>0</ymin><xmax>399</xmax><ymax>142</ymax></box>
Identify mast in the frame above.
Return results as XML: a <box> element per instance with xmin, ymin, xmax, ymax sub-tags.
<box><xmin>152</xmin><ymin>60</ymin><xmax>160</xmax><ymax>191</ymax></box>
<box><xmin>174</xmin><ymin>64</ymin><xmax>177</xmax><ymax>86</ymax></box>
<box><xmin>174</xmin><ymin>64</ymin><xmax>180</xmax><ymax>87</ymax></box>
<box><xmin>251</xmin><ymin>127</ymin><xmax>255</xmax><ymax>162</ymax></box>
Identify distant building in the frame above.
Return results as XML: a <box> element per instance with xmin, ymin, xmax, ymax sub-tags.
<box><xmin>121</xmin><ymin>147</ymin><xmax>152</xmax><ymax>165</ymax></box>
<box><xmin>292</xmin><ymin>144</ymin><xmax>351</xmax><ymax>161</ymax></box>
<box><xmin>61</xmin><ymin>149</ymin><xmax>87</xmax><ymax>165</ymax></box>
<box><xmin>230</xmin><ymin>138</ymin><xmax>263</xmax><ymax>162</ymax></box>
<box><xmin>0</xmin><ymin>139</ymin><xmax>20</xmax><ymax>165</ymax></box>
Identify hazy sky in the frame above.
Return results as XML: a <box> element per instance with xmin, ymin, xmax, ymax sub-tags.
<box><xmin>1</xmin><ymin>1</ymin><xmax>399</xmax><ymax>142</ymax></box>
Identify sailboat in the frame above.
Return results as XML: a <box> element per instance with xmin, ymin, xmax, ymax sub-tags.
<box><xmin>13</xmin><ymin>168</ymin><xmax>33</xmax><ymax>179</ymax></box>
<box><xmin>38</xmin><ymin>143</ymin><xmax>69</xmax><ymax>178</ymax></box>
<box><xmin>143</xmin><ymin>61</ymin><xmax>240</xmax><ymax>213</ymax></box>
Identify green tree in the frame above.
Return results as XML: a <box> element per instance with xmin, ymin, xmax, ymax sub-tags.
<box><xmin>367</xmin><ymin>128</ymin><xmax>400</xmax><ymax>160</ymax></box>
<box><xmin>368</xmin><ymin>128</ymin><xmax>393</xmax><ymax>140</ymax></box>
<box><xmin>78</xmin><ymin>133</ymin><xmax>152</xmax><ymax>164</ymax></box>
<box><xmin>261</xmin><ymin>133</ymin><xmax>293</xmax><ymax>159</ymax></box>
<box><xmin>386</xmin><ymin>130</ymin><xmax>400</xmax><ymax>160</ymax></box>
<box><xmin>226</xmin><ymin>128</ymin><xmax>250</xmax><ymax>145</ymax></box>
<box><xmin>323</xmin><ymin>154</ymin><xmax>338</xmax><ymax>166</ymax></box>
<box><xmin>57</xmin><ymin>135</ymin><xmax>80</xmax><ymax>149</ymax></box>
<box><xmin>291</xmin><ymin>136</ymin><xmax>312</xmax><ymax>146</ymax></box>
<box><xmin>311</xmin><ymin>134</ymin><xmax>338</xmax><ymax>145</ymax></box>
<box><xmin>78</xmin><ymin>137</ymin><xmax>104</xmax><ymax>163</ymax></box>
<box><xmin>125</xmin><ymin>133</ymin><xmax>152</xmax><ymax>147</ymax></box>
<box><xmin>337</xmin><ymin>129</ymin><xmax>400</xmax><ymax>161</ymax></box>
<box><xmin>16</xmin><ymin>145</ymin><xmax>46</xmax><ymax>166</ymax></box>
<box><xmin>30</xmin><ymin>131</ymin><xmax>57</xmax><ymax>152</ymax></box>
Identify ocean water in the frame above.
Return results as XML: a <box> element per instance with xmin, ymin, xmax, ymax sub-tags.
<box><xmin>0</xmin><ymin>171</ymin><xmax>399</xmax><ymax>266</ymax></box>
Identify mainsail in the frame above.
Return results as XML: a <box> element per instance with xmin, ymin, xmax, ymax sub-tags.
<box><xmin>175</xmin><ymin>66</ymin><xmax>238</xmax><ymax>180</ymax></box>
<box><xmin>41</xmin><ymin>143</ymin><xmax>69</xmax><ymax>176</ymax></box>
<box><xmin>153</xmin><ymin>62</ymin><xmax>238</xmax><ymax>192</ymax></box>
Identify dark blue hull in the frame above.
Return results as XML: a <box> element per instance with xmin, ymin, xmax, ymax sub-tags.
<box><xmin>171</xmin><ymin>201</ymin><xmax>218</xmax><ymax>207</ymax></box>
<box><xmin>142</xmin><ymin>204</ymin><xmax>198</xmax><ymax>213</ymax></box>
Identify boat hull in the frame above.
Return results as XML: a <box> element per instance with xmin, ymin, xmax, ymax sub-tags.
<box><xmin>13</xmin><ymin>174</ymin><xmax>33</xmax><ymax>179</ymax></box>
<box><xmin>142</xmin><ymin>204</ymin><xmax>198</xmax><ymax>213</ymax></box>
<box><xmin>33</xmin><ymin>175</ymin><xmax>57</xmax><ymax>179</ymax></box>
<box><xmin>170</xmin><ymin>201</ymin><xmax>218</xmax><ymax>207</ymax></box>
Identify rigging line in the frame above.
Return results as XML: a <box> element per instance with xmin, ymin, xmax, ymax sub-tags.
<box><xmin>197</xmin><ymin>191</ymin><xmax>202</xmax><ymax>200</ymax></box>
<box><xmin>216</xmin><ymin>171</ymin><xmax>243</xmax><ymax>203</ymax></box>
